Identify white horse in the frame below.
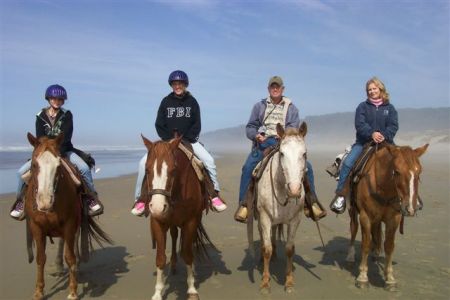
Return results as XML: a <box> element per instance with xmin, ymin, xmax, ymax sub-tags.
<box><xmin>251</xmin><ymin>122</ymin><xmax>308</xmax><ymax>293</ymax></box>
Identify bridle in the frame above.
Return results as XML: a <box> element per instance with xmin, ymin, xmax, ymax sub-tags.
<box><xmin>144</xmin><ymin>154</ymin><xmax>177</xmax><ymax>205</ymax></box>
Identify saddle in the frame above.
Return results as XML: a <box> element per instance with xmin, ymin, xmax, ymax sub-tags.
<box><xmin>350</xmin><ymin>143</ymin><xmax>377</xmax><ymax>185</ymax></box>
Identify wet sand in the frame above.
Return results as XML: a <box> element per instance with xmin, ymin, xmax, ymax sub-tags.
<box><xmin>0</xmin><ymin>148</ymin><xmax>449</xmax><ymax>299</ymax></box>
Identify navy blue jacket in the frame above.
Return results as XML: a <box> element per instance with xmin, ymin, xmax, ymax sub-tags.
<box><xmin>355</xmin><ymin>100</ymin><xmax>398</xmax><ymax>144</ymax></box>
<box><xmin>155</xmin><ymin>92</ymin><xmax>201</xmax><ymax>143</ymax></box>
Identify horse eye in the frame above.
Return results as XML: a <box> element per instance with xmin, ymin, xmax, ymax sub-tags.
<box><xmin>303</xmin><ymin>153</ymin><xmax>307</xmax><ymax>158</ymax></box>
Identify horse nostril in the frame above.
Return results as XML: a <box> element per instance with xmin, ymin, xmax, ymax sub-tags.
<box><xmin>163</xmin><ymin>204</ymin><xmax>168</xmax><ymax>212</ymax></box>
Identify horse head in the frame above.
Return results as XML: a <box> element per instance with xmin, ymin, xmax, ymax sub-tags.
<box><xmin>27</xmin><ymin>132</ymin><xmax>63</xmax><ymax>212</ymax></box>
<box><xmin>276</xmin><ymin>122</ymin><xmax>308</xmax><ymax>198</ymax></box>
<box><xmin>386</xmin><ymin>143</ymin><xmax>429</xmax><ymax>216</ymax></box>
<box><xmin>141</xmin><ymin>134</ymin><xmax>182</xmax><ymax>219</ymax></box>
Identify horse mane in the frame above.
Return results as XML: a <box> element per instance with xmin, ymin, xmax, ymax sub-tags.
<box><xmin>284</xmin><ymin>127</ymin><xmax>300</xmax><ymax>136</ymax></box>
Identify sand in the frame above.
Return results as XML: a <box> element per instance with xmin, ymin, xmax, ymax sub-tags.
<box><xmin>0</xmin><ymin>148</ymin><xmax>449</xmax><ymax>300</ymax></box>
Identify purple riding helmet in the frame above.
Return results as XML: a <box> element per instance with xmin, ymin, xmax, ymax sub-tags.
<box><xmin>168</xmin><ymin>70</ymin><xmax>189</xmax><ymax>87</ymax></box>
<box><xmin>45</xmin><ymin>84</ymin><xmax>67</xmax><ymax>100</ymax></box>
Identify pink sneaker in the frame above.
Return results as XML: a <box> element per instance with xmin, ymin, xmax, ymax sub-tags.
<box><xmin>211</xmin><ymin>197</ymin><xmax>227</xmax><ymax>212</ymax></box>
<box><xmin>131</xmin><ymin>202</ymin><xmax>145</xmax><ymax>216</ymax></box>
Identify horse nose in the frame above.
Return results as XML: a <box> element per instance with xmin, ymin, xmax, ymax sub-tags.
<box><xmin>287</xmin><ymin>182</ymin><xmax>301</xmax><ymax>197</ymax></box>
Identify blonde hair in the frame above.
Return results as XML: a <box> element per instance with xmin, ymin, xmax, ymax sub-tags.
<box><xmin>366</xmin><ymin>76</ymin><xmax>390</xmax><ymax>102</ymax></box>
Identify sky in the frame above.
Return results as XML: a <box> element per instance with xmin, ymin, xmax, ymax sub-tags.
<box><xmin>0</xmin><ymin>0</ymin><xmax>448</xmax><ymax>148</ymax></box>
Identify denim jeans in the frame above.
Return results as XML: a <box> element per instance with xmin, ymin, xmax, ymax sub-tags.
<box><xmin>16</xmin><ymin>151</ymin><xmax>96</xmax><ymax>197</ymax></box>
<box><xmin>134</xmin><ymin>142</ymin><xmax>220</xmax><ymax>201</ymax></box>
<box><xmin>238</xmin><ymin>137</ymin><xmax>318</xmax><ymax>205</ymax></box>
<box><xmin>336</xmin><ymin>143</ymin><xmax>363</xmax><ymax>193</ymax></box>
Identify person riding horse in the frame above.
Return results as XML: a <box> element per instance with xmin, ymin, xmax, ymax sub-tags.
<box><xmin>329</xmin><ymin>76</ymin><xmax>399</xmax><ymax>214</ymax></box>
<box><xmin>234</xmin><ymin>75</ymin><xmax>326</xmax><ymax>223</ymax></box>
<box><xmin>10</xmin><ymin>84</ymin><xmax>103</xmax><ymax>220</ymax></box>
<box><xmin>131</xmin><ymin>70</ymin><xmax>227</xmax><ymax>216</ymax></box>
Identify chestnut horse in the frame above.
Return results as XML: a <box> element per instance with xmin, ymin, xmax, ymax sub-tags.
<box><xmin>25</xmin><ymin>133</ymin><xmax>111</xmax><ymax>300</ymax></box>
<box><xmin>140</xmin><ymin>135</ymin><xmax>215</xmax><ymax>300</ymax></box>
<box><xmin>249</xmin><ymin>123</ymin><xmax>308</xmax><ymax>294</ymax></box>
<box><xmin>346</xmin><ymin>142</ymin><xmax>428</xmax><ymax>289</ymax></box>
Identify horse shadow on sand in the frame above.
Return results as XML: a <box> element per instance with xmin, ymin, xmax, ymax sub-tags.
<box><xmin>318</xmin><ymin>235</ymin><xmax>398</xmax><ymax>288</ymax></box>
<box><xmin>237</xmin><ymin>239</ymin><xmax>322</xmax><ymax>287</ymax></box>
<box><xmin>159</xmin><ymin>245</ymin><xmax>232</xmax><ymax>300</ymax></box>
<box><xmin>45</xmin><ymin>246</ymin><xmax>129</xmax><ymax>299</ymax></box>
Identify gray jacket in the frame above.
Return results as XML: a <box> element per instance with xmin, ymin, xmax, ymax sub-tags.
<box><xmin>245</xmin><ymin>97</ymin><xmax>300</xmax><ymax>141</ymax></box>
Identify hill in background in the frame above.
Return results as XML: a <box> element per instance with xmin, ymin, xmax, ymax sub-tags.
<box><xmin>201</xmin><ymin>107</ymin><xmax>449</xmax><ymax>152</ymax></box>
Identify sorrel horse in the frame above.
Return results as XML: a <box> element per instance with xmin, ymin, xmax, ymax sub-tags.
<box><xmin>345</xmin><ymin>142</ymin><xmax>429</xmax><ymax>289</ymax></box>
<box><xmin>140</xmin><ymin>135</ymin><xmax>215</xmax><ymax>300</ymax></box>
<box><xmin>25</xmin><ymin>133</ymin><xmax>111</xmax><ymax>300</ymax></box>
<box><xmin>248</xmin><ymin>123</ymin><xmax>308</xmax><ymax>293</ymax></box>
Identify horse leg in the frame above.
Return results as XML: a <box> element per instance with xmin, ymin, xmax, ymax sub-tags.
<box><xmin>346</xmin><ymin>206</ymin><xmax>358</xmax><ymax>263</ymax></box>
<box><xmin>371</xmin><ymin>221</ymin><xmax>383</xmax><ymax>261</ymax></box>
<box><xmin>285</xmin><ymin>219</ymin><xmax>301</xmax><ymax>293</ymax></box>
<box><xmin>180</xmin><ymin>219</ymin><xmax>199</xmax><ymax>300</ymax></box>
<box><xmin>50</xmin><ymin>238</ymin><xmax>65</xmax><ymax>276</ymax></box>
<box><xmin>170</xmin><ymin>226</ymin><xmax>178</xmax><ymax>275</ymax></box>
<box><xmin>32</xmin><ymin>230</ymin><xmax>46</xmax><ymax>300</ymax></box>
<box><xmin>384</xmin><ymin>214</ymin><xmax>401</xmax><ymax>290</ymax></box>
<box><xmin>64</xmin><ymin>231</ymin><xmax>78</xmax><ymax>300</ymax></box>
<box><xmin>271</xmin><ymin>225</ymin><xmax>277</xmax><ymax>261</ymax></box>
<box><xmin>151</xmin><ymin>218</ymin><xmax>168</xmax><ymax>300</ymax></box>
<box><xmin>356</xmin><ymin>210</ymin><xmax>371</xmax><ymax>288</ymax></box>
<box><xmin>259</xmin><ymin>212</ymin><xmax>272</xmax><ymax>294</ymax></box>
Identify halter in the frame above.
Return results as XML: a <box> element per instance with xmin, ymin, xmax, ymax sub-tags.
<box><xmin>145</xmin><ymin>153</ymin><xmax>177</xmax><ymax>205</ymax></box>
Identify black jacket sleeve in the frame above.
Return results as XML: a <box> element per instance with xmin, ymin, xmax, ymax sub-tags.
<box><xmin>155</xmin><ymin>99</ymin><xmax>172</xmax><ymax>141</ymax></box>
<box><xmin>184</xmin><ymin>99</ymin><xmax>201</xmax><ymax>143</ymax></box>
<box><xmin>60</xmin><ymin>111</ymin><xmax>73</xmax><ymax>154</ymax></box>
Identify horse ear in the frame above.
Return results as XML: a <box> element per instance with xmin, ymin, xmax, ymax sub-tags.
<box><xmin>55</xmin><ymin>132</ymin><xmax>64</xmax><ymax>146</ymax></box>
<box><xmin>299</xmin><ymin>122</ymin><xmax>307</xmax><ymax>137</ymax></box>
<box><xmin>27</xmin><ymin>132</ymin><xmax>38</xmax><ymax>147</ymax></box>
<box><xmin>170</xmin><ymin>136</ymin><xmax>182</xmax><ymax>150</ymax></box>
<box><xmin>141</xmin><ymin>134</ymin><xmax>153</xmax><ymax>152</ymax></box>
<box><xmin>414</xmin><ymin>143</ymin><xmax>429</xmax><ymax>157</ymax></box>
<box><xmin>276</xmin><ymin>123</ymin><xmax>285</xmax><ymax>138</ymax></box>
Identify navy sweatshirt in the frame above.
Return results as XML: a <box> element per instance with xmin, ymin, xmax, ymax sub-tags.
<box><xmin>155</xmin><ymin>92</ymin><xmax>201</xmax><ymax>143</ymax></box>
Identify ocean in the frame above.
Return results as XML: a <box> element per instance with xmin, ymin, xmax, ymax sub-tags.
<box><xmin>0</xmin><ymin>148</ymin><xmax>146</xmax><ymax>195</ymax></box>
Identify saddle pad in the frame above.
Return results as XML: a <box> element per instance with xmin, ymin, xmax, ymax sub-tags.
<box><xmin>178</xmin><ymin>143</ymin><xmax>204</xmax><ymax>181</ymax></box>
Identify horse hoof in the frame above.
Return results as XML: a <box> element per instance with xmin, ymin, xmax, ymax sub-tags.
<box><xmin>187</xmin><ymin>293</ymin><xmax>200</xmax><ymax>300</ymax></box>
<box><xmin>32</xmin><ymin>291</ymin><xmax>44</xmax><ymax>300</ymax></box>
<box><xmin>285</xmin><ymin>286</ymin><xmax>294</xmax><ymax>293</ymax></box>
<box><xmin>67</xmin><ymin>292</ymin><xmax>79</xmax><ymax>300</ymax></box>
<box><xmin>260</xmin><ymin>286</ymin><xmax>271</xmax><ymax>294</ymax></box>
<box><xmin>355</xmin><ymin>280</ymin><xmax>369</xmax><ymax>289</ymax></box>
<box><xmin>385</xmin><ymin>282</ymin><xmax>398</xmax><ymax>292</ymax></box>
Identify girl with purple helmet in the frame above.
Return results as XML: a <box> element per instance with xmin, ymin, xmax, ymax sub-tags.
<box><xmin>131</xmin><ymin>70</ymin><xmax>227</xmax><ymax>216</ymax></box>
<box><xmin>10</xmin><ymin>84</ymin><xmax>103</xmax><ymax>219</ymax></box>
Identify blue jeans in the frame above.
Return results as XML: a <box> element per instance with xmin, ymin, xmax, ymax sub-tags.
<box><xmin>336</xmin><ymin>143</ymin><xmax>363</xmax><ymax>193</ymax></box>
<box><xmin>238</xmin><ymin>137</ymin><xmax>317</xmax><ymax>205</ymax></box>
<box><xmin>134</xmin><ymin>142</ymin><xmax>220</xmax><ymax>201</ymax></box>
<box><xmin>16</xmin><ymin>151</ymin><xmax>96</xmax><ymax>197</ymax></box>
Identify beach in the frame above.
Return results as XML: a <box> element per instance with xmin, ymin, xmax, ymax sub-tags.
<box><xmin>0</xmin><ymin>149</ymin><xmax>449</xmax><ymax>300</ymax></box>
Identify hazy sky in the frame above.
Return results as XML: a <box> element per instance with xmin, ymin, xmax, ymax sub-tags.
<box><xmin>1</xmin><ymin>0</ymin><xmax>448</xmax><ymax>147</ymax></box>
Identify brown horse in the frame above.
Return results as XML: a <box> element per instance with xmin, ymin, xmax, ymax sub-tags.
<box><xmin>140</xmin><ymin>135</ymin><xmax>215</xmax><ymax>300</ymax></box>
<box><xmin>345</xmin><ymin>142</ymin><xmax>428</xmax><ymax>290</ymax></box>
<box><xmin>25</xmin><ymin>133</ymin><xmax>111</xmax><ymax>300</ymax></box>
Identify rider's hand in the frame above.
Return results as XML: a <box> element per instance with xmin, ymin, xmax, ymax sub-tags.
<box><xmin>256</xmin><ymin>133</ymin><xmax>267</xmax><ymax>143</ymax></box>
<box><xmin>372</xmin><ymin>131</ymin><xmax>385</xmax><ymax>143</ymax></box>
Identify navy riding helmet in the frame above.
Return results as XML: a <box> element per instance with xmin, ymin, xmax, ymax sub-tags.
<box><xmin>45</xmin><ymin>84</ymin><xmax>67</xmax><ymax>100</ymax></box>
<box><xmin>168</xmin><ymin>70</ymin><xmax>189</xmax><ymax>87</ymax></box>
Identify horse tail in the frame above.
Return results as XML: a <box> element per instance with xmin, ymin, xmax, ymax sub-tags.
<box><xmin>80</xmin><ymin>212</ymin><xmax>113</xmax><ymax>262</ymax></box>
<box><xmin>193</xmin><ymin>222</ymin><xmax>217</xmax><ymax>260</ymax></box>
